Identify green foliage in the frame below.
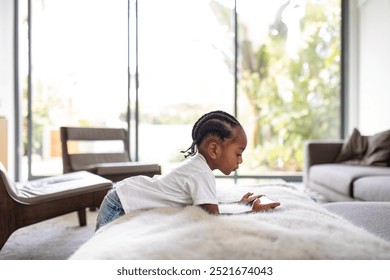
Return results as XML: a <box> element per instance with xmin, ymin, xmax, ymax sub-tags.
<box><xmin>210</xmin><ymin>0</ymin><xmax>341</xmax><ymax>171</ymax></box>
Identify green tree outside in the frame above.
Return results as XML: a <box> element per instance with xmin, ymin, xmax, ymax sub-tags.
<box><xmin>210</xmin><ymin>0</ymin><xmax>340</xmax><ymax>172</ymax></box>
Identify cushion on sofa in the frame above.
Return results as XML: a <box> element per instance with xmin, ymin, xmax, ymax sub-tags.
<box><xmin>334</xmin><ymin>128</ymin><xmax>367</xmax><ymax>163</ymax></box>
<box><xmin>309</xmin><ymin>164</ymin><xmax>390</xmax><ymax>197</ymax></box>
<box><xmin>353</xmin><ymin>176</ymin><xmax>390</xmax><ymax>201</ymax></box>
<box><xmin>335</xmin><ymin>128</ymin><xmax>390</xmax><ymax>166</ymax></box>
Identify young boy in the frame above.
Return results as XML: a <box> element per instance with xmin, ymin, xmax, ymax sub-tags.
<box><xmin>95</xmin><ymin>110</ymin><xmax>279</xmax><ymax>231</ymax></box>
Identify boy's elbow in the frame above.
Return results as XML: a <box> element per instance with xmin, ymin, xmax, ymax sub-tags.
<box><xmin>198</xmin><ymin>204</ymin><xmax>220</xmax><ymax>215</ymax></box>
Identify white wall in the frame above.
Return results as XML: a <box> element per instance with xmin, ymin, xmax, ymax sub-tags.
<box><xmin>357</xmin><ymin>0</ymin><xmax>390</xmax><ymax>134</ymax></box>
<box><xmin>0</xmin><ymin>0</ymin><xmax>15</xmax><ymax>179</ymax></box>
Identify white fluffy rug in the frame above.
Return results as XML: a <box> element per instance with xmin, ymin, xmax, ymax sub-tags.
<box><xmin>70</xmin><ymin>184</ymin><xmax>390</xmax><ymax>260</ymax></box>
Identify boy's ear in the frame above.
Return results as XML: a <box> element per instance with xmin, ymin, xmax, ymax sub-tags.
<box><xmin>208</xmin><ymin>141</ymin><xmax>220</xmax><ymax>159</ymax></box>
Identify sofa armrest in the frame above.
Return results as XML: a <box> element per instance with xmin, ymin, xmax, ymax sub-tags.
<box><xmin>303</xmin><ymin>140</ymin><xmax>344</xmax><ymax>185</ymax></box>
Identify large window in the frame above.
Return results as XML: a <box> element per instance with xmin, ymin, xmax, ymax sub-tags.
<box><xmin>135</xmin><ymin>0</ymin><xmax>341</xmax><ymax>181</ymax></box>
<box><xmin>135</xmin><ymin>0</ymin><xmax>235</xmax><ymax>173</ymax></box>
<box><xmin>19</xmin><ymin>0</ymin><xmax>128</xmax><ymax>179</ymax></box>
<box><xmin>19</xmin><ymin>0</ymin><xmax>342</xmax><ymax>182</ymax></box>
<box><xmin>236</xmin><ymin>0</ymin><xmax>341</xmax><ymax>179</ymax></box>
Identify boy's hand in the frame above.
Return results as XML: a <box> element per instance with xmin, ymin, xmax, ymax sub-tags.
<box><xmin>251</xmin><ymin>196</ymin><xmax>281</xmax><ymax>212</ymax></box>
<box><xmin>240</xmin><ymin>192</ymin><xmax>263</xmax><ymax>205</ymax></box>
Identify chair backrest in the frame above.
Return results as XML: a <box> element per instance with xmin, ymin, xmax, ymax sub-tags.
<box><xmin>0</xmin><ymin>162</ymin><xmax>19</xmax><ymax>203</ymax></box>
<box><xmin>60</xmin><ymin>127</ymin><xmax>131</xmax><ymax>173</ymax></box>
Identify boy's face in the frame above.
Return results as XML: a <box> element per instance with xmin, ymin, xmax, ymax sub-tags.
<box><xmin>216</xmin><ymin>127</ymin><xmax>247</xmax><ymax>175</ymax></box>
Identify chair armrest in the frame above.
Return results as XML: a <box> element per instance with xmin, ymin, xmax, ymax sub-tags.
<box><xmin>90</xmin><ymin>162</ymin><xmax>161</xmax><ymax>175</ymax></box>
<box><xmin>303</xmin><ymin>140</ymin><xmax>345</xmax><ymax>184</ymax></box>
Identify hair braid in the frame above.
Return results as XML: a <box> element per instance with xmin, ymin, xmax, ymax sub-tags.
<box><xmin>181</xmin><ymin>110</ymin><xmax>241</xmax><ymax>158</ymax></box>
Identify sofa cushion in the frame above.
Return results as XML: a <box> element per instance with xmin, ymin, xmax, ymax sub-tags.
<box><xmin>335</xmin><ymin>128</ymin><xmax>367</xmax><ymax>163</ymax></box>
<box><xmin>309</xmin><ymin>164</ymin><xmax>390</xmax><ymax>197</ymax></box>
<box><xmin>335</xmin><ymin>128</ymin><xmax>390</xmax><ymax>166</ymax></box>
<box><xmin>353</xmin><ymin>176</ymin><xmax>390</xmax><ymax>201</ymax></box>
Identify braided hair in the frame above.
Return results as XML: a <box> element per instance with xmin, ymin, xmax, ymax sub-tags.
<box><xmin>181</xmin><ymin>110</ymin><xmax>242</xmax><ymax>158</ymax></box>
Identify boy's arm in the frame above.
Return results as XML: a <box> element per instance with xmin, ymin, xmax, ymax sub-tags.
<box><xmin>199</xmin><ymin>203</ymin><xmax>220</xmax><ymax>215</ymax></box>
<box><xmin>199</xmin><ymin>203</ymin><xmax>252</xmax><ymax>215</ymax></box>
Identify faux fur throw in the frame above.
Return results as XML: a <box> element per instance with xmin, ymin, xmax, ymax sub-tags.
<box><xmin>70</xmin><ymin>184</ymin><xmax>390</xmax><ymax>260</ymax></box>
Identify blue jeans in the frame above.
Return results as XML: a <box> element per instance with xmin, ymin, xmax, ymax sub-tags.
<box><xmin>95</xmin><ymin>187</ymin><xmax>125</xmax><ymax>231</ymax></box>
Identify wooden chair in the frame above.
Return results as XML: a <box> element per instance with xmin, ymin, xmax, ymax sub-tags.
<box><xmin>60</xmin><ymin>126</ymin><xmax>161</xmax><ymax>182</ymax></box>
<box><xmin>0</xmin><ymin>162</ymin><xmax>112</xmax><ymax>250</ymax></box>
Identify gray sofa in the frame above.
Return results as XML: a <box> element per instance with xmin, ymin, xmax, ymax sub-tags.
<box><xmin>304</xmin><ymin>139</ymin><xmax>390</xmax><ymax>242</ymax></box>
<box><xmin>304</xmin><ymin>140</ymin><xmax>390</xmax><ymax>202</ymax></box>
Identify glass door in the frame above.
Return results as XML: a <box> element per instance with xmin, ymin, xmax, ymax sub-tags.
<box><xmin>21</xmin><ymin>0</ymin><xmax>129</xmax><ymax>179</ymax></box>
<box><xmin>235</xmin><ymin>0</ymin><xmax>341</xmax><ymax>180</ymax></box>
<box><xmin>136</xmin><ymin>0</ymin><xmax>341</xmax><ymax>181</ymax></box>
<box><xmin>136</xmin><ymin>0</ymin><xmax>235</xmax><ymax>173</ymax></box>
<box><xmin>20</xmin><ymin>0</ymin><xmax>342</xmax><ymax>182</ymax></box>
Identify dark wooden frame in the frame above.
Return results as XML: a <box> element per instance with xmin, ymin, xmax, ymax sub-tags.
<box><xmin>0</xmin><ymin>165</ymin><xmax>112</xmax><ymax>250</ymax></box>
<box><xmin>60</xmin><ymin>126</ymin><xmax>161</xmax><ymax>182</ymax></box>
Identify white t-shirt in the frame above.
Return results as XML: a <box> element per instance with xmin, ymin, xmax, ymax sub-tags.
<box><xmin>116</xmin><ymin>153</ymin><xmax>218</xmax><ymax>213</ymax></box>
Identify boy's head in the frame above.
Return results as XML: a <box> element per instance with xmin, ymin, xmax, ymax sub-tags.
<box><xmin>182</xmin><ymin>110</ymin><xmax>247</xmax><ymax>175</ymax></box>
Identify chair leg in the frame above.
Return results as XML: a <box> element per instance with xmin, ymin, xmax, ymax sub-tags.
<box><xmin>77</xmin><ymin>209</ymin><xmax>87</xmax><ymax>226</ymax></box>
